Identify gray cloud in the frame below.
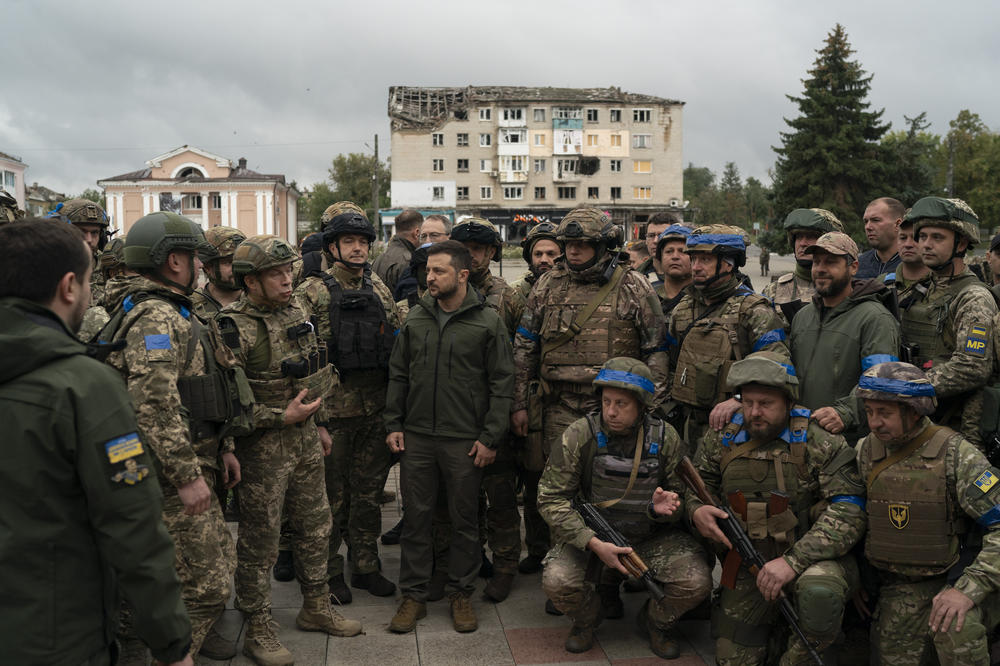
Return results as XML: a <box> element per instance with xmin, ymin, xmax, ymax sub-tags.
<box><xmin>4</xmin><ymin>0</ymin><xmax>998</xmax><ymax>199</ymax></box>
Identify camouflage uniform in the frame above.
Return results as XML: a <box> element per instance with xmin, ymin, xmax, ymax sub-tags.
<box><xmin>192</xmin><ymin>226</ymin><xmax>246</xmax><ymax>320</ymax></box>
<box><xmin>686</xmin><ymin>353</ymin><xmax>866</xmax><ymax>666</ymax></box>
<box><xmin>667</xmin><ymin>225</ymin><xmax>789</xmax><ymax>446</ymax></box>
<box><xmin>295</xmin><ymin>240</ymin><xmax>401</xmax><ymax>582</ymax></box>
<box><xmin>105</xmin><ymin>273</ymin><xmax>236</xmax><ymax>655</ymax></box>
<box><xmin>855</xmin><ymin>362</ymin><xmax>1000</xmax><ymax>666</ymax></box>
<box><xmin>900</xmin><ymin>198</ymin><xmax>997</xmax><ymax>448</ymax></box>
<box><xmin>539</xmin><ymin>358</ymin><xmax>710</xmax><ymax>658</ymax></box>
<box><xmin>0</xmin><ymin>189</ymin><xmax>24</xmax><ymax>223</ymax></box>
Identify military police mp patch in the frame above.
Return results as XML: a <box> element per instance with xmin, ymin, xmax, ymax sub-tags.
<box><xmin>964</xmin><ymin>326</ymin><xmax>988</xmax><ymax>356</ymax></box>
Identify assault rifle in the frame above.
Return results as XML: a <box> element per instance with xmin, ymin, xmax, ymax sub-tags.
<box><xmin>677</xmin><ymin>457</ymin><xmax>824</xmax><ymax>666</ymax></box>
<box><xmin>573</xmin><ymin>500</ymin><xmax>664</xmax><ymax>601</ymax></box>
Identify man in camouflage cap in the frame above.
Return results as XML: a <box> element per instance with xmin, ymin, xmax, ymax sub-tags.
<box><xmin>512</xmin><ymin>207</ymin><xmax>668</xmax><ymax>593</ymax></box>
<box><xmin>788</xmin><ymin>231</ymin><xmax>901</xmax><ymax>444</ymax></box>
<box><xmin>101</xmin><ymin>211</ymin><xmax>240</xmax><ymax>659</ymax></box>
<box><xmin>295</xmin><ymin>206</ymin><xmax>402</xmax><ymax>604</ymax></box>
<box><xmin>688</xmin><ymin>352</ymin><xmax>866</xmax><ymax>665</ymax></box>
<box><xmin>0</xmin><ymin>189</ymin><xmax>24</xmax><ymax>223</ymax></box>
<box><xmin>540</xmin><ymin>357</ymin><xmax>711</xmax><ymax>659</ymax></box>
<box><xmin>191</xmin><ymin>226</ymin><xmax>246</xmax><ymax>318</ymax></box>
<box><xmin>219</xmin><ymin>235</ymin><xmax>362</xmax><ymax>665</ymax></box>
<box><xmin>855</xmin><ymin>361</ymin><xmax>1000</xmax><ymax>666</ymax></box>
<box><xmin>667</xmin><ymin>224</ymin><xmax>789</xmax><ymax>447</ymax></box>
<box><xmin>763</xmin><ymin>208</ymin><xmax>845</xmax><ymax>321</ymax></box>
<box><xmin>899</xmin><ymin>197</ymin><xmax>996</xmax><ymax>447</ymax></box>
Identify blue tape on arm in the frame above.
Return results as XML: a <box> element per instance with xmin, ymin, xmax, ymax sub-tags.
<box><xmin>862</xmin><ymin>354</ymin><xmax>899</xmax><ymax>371</ymax></box>
<box><xmin>977</xmin><ymin>504</ymin><xmax>1000</xmax><ymax>528</ymax></box>
<box><xmin>831</xmin><ymin>495</ymin><xmax>866</xmax><ymax>510</ymax></box>
<box><xmin>752</xmin><ymin>328</ymin><xmax>786</xmax><ymax>352</ymax></box>
<box><xmin>516</xmin><ymin>326</ymin><xmax>539</xmax><ymax>342</ymax></box>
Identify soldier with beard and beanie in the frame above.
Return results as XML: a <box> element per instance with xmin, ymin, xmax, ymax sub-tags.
<box><xmin>666</xmin><ymin>224</ymin><xmax>789</xmax><ymax>449</ymax></box>
<box><xmin>294</xmin><ymin>206</ymin><xmax>402</xmax><ymax>604</ymax></box>
<box><xmin>442</xmin><ymin>217</ymin><xmax>525</xmax><ymax>602</ymax></box>
<box><xmin>689</xmin><ymin>352</ymin><xmax>866</xmax><ymax>666</ymax></box>
<box><xmin>511</xmin><ymin>221</ymin><xmax>562</xmax><ymax>301</ymax></box>
<box><xmin>855</xmin><ymin>362</ymin><xmax>1000</xmax><ymax>666</ymax></box>
<box><xmin>539</xmin><ymin>357</ymin><xmax>712</xmax><ymax>659</ymax></box>
<box><xmin>898</xmin><ymin>197</ymin><xmax>997</xmax><ymax>449</ymax></box>
<box><xmin>763</xmin><ymin>208</ymin><xmax>845</xmax><ymax>323</ymax></box>
<box><xmin>512</xmin><ymin>206</ymin><xmax>668</xmax><ymax>613</ymax></box>
<box><xmin>220</xmin><ymin>235</ymin><xmax>362</xmax><ymax>665</ymax></box>
<box><xmin>100</xmin><ymin>212</ymin><xmax>240</xmax><ymax>661</ymax></box>
<box><xmin>653</xmin><ymin>223</ymin><xmax>694</xmax><ymax>317</ymax></box>
<box><xmin>191</xmin><ymin>226</ymin><xmax>246</xmax><ymax>318</ymax></box>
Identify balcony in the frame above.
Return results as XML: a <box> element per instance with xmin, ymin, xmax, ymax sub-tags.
<box><xmin>552</xmin><ymin>118</ymin><xmax>583</xmax><ymax>130</ymax></box>
<box><xmin>498</xmin><ymin>170</ymin><xmax>529</xmax><ymax>184</ymax></box>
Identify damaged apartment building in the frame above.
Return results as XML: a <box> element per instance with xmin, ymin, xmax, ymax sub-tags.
<box><xmin>386</xmin><ymin>86</ymin><xmax>686</xmax><ymax>241</ymax></box>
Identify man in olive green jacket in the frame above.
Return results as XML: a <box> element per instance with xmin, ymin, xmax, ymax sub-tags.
<box><xmin>385</xmin><ymin>240</ymin><xmax>514</xmax><ymax>634</ymax></box>
<box><xmin>0</xmin><ymin>219</ymin><xmax>192</xmax><ymax>666</ymax></box>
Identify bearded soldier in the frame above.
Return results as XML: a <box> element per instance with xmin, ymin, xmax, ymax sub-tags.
<box><xmin>511</xmin><ymin>221</ymin><xmax>562</xmax><ymax>301</ymax></box>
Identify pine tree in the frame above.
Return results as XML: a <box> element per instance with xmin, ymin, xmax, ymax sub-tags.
<box><xmin>772</xmin><ymin>24</ymin><xmax>889</xmax><ymax>236</ymax></box>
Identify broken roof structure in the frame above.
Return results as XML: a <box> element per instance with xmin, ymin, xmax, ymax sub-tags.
<box><xmin>388</xmin><ymin>86</ymin><xmax>684</xmax><ymax>131</ymax></box>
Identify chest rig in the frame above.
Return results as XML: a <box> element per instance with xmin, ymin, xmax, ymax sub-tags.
<box><xmin>861</xmin><ymin>425</ymin><xmax>963</xmax><ymax>575</ymax></box>
<box><xmin>220</xmin><ymin>305</ymin><xmax>333</xmax><ymax>411</ymax></box>
<box><xmin>899</xmin><ymin>275</ymin><xmax>979</xmax><ymax>367</ymax></box>
<box><xmin>718</xmin><ymin>407</ymin><xmax>813</xmax><ymax>560</ymax></box>
<box><xmin>582</xmin><ymin>414</ymin><xmax>667</xmax><ymax>541</ymax></box>
<box><xmin>320</xmin><ymin>267</ymin><xmax>394</xmax><ymax>374</ymax></box>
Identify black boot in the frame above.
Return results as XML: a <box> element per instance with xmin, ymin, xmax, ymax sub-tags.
<box><xmin>351</xmin><ymin>570</ymin><xmax>397</xmax><ymax>597</ymax></box>
<box><xmin>597</xmin><ymin>583</ymin><xmax>624</xmax><ymax>619</ymax></box>
<box><xmin>478</xmin><ymin>548</ymin><xmax>494</xmax><ymax>579</ymax></box>
<box><xmin>328</xmin><ymin>573</ymin><xmax>353</xmax><ymax>605</ymax></box>
<box><xmin>272</xmin><ymin>550</ymin><xmax>294</xmax><ymax>582</ymax></box>
<box><xmin>381</xmin><ymin>518</ymin><xmax>403</xmax><ymax>545</ymax></box>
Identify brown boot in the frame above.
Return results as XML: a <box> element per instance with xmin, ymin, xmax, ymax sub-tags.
<box><xmin>389</xmin><ymin>596</ymin><xmax>427</xmax><ymax>633</ymax></box>
<box><xmin>296</xmin><ymin>593</ymin><xmax>363</xmax><ymax>637</ymax></box>
<box><xmin>243</xmin><ymin>611</ymin><xmax>294</xmax><ymax>666</ymax></box>
<box><xmin>449</xmin><ymin>591</ymin><xmax>478</xmax><ymax>633</ymax></box>
<box><xmin>565</xmin><ymin>624</ymin><xmax>596</xmax><ymax>653</ymax></box>
<box><xmin>564</xmin><ymin>595</ymin><xmax>603</xmax><ymax>654</ymax></box>
<box><xmin>484</xmin><ymin>572</ymin><xmax>515</xmax><ymax>602</ymax></box>
<box><xmin>198</xmin><ymin>624</ymin><xmax>237</xmax><ymax>660</ymax></box>
<box><xmin>638</xmin><ymin>600</ymin><xmax>680</xmax><ymax>659</ymax></box>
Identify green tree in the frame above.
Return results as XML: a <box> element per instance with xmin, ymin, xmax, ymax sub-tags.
<box><xmin>297</xmin><ymin>182</ymin><xmax>338</xmax><ymax>232</ymax></box>
<box><xmin>719</xmin><ymin>162</ymin><xmax>746</xmax><ymax>226</ymax></box>
<box><xmin>744</xmin><ymin>176</ymin><xmax>773</xmax><ymax>229</ymax></box>
<box><xmin>939</xmin><ymin>110</ymin><xmax>1000</xmax><ymax>230</ymax></box>
<box><xmin>78</xmin><ymin>187</ymin><xmax>106</xmax><ymax>209</ymax></box>
<box><xmin>328</xmin><ymin>153</ymin><xmax>390</xmax><ymax>221</ymax></box>
<box><xmin>683</xmin><ymin>163</ymin><xmax>715</xmax><ymax>199</ymax></box>
<box><xmin>880</xmin><ymin>112</ymin><xmax>941</xmax><ymax>205</ymax></box>
<box><xmin>683</xmin><ymin>163</ymin><xmax>723</xmax><ymax>225</ymax></box>
<box><xmin>772</xmin><ymin>24</ymin><xmax>889</xmax><ymax>237</ymax></box>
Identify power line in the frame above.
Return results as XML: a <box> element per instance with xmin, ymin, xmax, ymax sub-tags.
<box><xmin>7</xmin><ymin>139</ymin><xmax>368</xmax><ymax>153</ymax></box>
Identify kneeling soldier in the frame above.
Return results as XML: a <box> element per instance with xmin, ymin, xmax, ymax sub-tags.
<box><xmin>856</xmin><ymin>361</ymin><xmax>1000</xmax><ymax>666</ymax></box>
<box><xmin>539</xmin><ymin>358</ymin><xmax>712</xmax><ymax>659</ymax></box>
<box><xmin>688</xmin><ymin>352</ymin><xmax>866</xmax><ymax>665</ymax></box>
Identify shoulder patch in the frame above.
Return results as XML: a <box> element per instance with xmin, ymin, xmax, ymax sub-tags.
<box><xmin>777</xmin><ymin>273</ymin><xmax>794</xmax><ymax>284</ymax></box>
<box><xmin>144</xmin><ymin>333</ymin><xmax>171</xmax><ymax>350</ymax></box>
<box><xmin>964</xmin><ymin>327</ymin><xmax>988</xmax><ymax>356</ymax></box>
<box><xmin>975</xmin><ymin>469</ymin><xmax>998</xmax><ymax>493</ymax></box>
<box><xmin>106</xmin><ymin>432</ymin><xmax>143</xmax><ymax>463</ymax></box>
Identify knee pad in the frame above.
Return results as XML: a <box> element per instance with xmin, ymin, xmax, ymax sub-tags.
<box><xmin>796</xmin><ymin>577</ymin><xmax>846</xmax><ymax>639</ymax></box>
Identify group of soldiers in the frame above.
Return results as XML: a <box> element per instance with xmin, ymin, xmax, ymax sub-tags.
<box><xmin>4</xmin><ymin>187</ymin><xmax>1000</xmax><ymax>666</ymax></box>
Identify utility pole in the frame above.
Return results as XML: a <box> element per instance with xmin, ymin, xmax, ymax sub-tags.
<box><xmin>371</xmin><ymin>134</ymin><xmax>381</xmax><ymax>240</ymax></box>
<box><xmin>946</xmin><ymin>135</ymin><xmax>955</xmax><ymax>196</ymax></box>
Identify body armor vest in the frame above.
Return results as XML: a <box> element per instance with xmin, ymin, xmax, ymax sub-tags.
<box><xmin>220</xmin><ymin>305</ymin><xmax>333</xmax><ymax>411</ymax></box>
<box><xmin>770</xmin><ymin>271</ymin><xmax>814</xmax><ymax>305</ymax></box>
<box><xmin>861</xmin><ymin>426</ymin><xmax>962</xmax><ymax>575</ymax></box>
<box><xmin>584</xmin><ymin>414</ymin><xmax>666</xmax><ymax>541</ymax></box>
<box><xmin>320</xmin><ymin>268</ymin><xmax>394</xmax><ymax>374</ymax></box>
<box><xmin>539</xmin><ymin>275</ymin><xmax>639</xmax><ymax>385</ymax></box>
<box><xmin>718</xmin><ymin>407</ymin><xmax>813</xmax><ymax>560</ymax></box>
<box><xmin>900</xmin><ymin>273</ymin><xmax>980</xmax><ymax>367</ymax></box>
<box><xmin>671</xmin><ymin>293</ymin><xmax>761</xmax><ymax>409</ymax></box>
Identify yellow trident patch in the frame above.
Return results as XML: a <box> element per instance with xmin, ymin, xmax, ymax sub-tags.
<box><xmin>889</xmin><ymin>503</ymin><xmax>909</xmax><ymax>530</ymax></box>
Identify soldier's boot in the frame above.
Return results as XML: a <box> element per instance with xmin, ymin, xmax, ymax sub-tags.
<box><xmin>328</xmin><ymin>573</ymin><xmax>353</xmax><ymax>604</ymax></box>
<box><xmin>199</xmin><ymin>624</ymin><xmax>237</xmax><ymax>660</ymax></box>
<box><xmin>565</xmin><ymin>596</ymin><xmax>603</xmax><ymax>654</ymax></box>
<box><xmin>544</xmin><ymin>599</ymin><xmax>564</xmax><ymax>616</ymax></box>
<box><xmin>351</xmin><ymin>570</ymin><xmax>396</xmax><ymax>597</ymax></box>
<box><xmin>637</xmin><ymin>600</ymin><xmax>681</xmax><ymax>660</ymax></box>
<box><xmin>296</xmin><ymin>592</ymin><xmax>363</xmax><ymax>637</ymax></box>
<box><xmin>597</xmin><ymin>582</ymin><xmax>624</xmax><ymax>619</ymax></box>
<box><xmin>389</xmin><ymin>596</ymin><xmax>427</xmax><ymax>633</ymax></box>
<box><xmin>483</xmin><ymin>572</ymin><xmax>515</xmax><ymax>602</ymax></box>
<box><xmin>116</xmin><ymin>637</ymin><xmax>149</xmax><ymax>666</ymax></box>
<box><xmin>243</xmin><ymin>611</ymin><xmax>294</xmax><ymax>666</ymax></box>
<box><xmin>380</xmin><ymin>518</ymin><xmax>403</xmax><ymax>545</ymax></box>
<box><xmin>449</xmin><ymin>591</ymin><xmax>478</xmax><ymax>633</ymax></box>
<box><xmin>272</xmin><ymin>550</ymin><xmax>294</xmax><ymax>582</ymax></box>
<box><xmin>427</xmin><ymin>567</ymin><xmax>449</xmax><ymax>602</ymax></box>
<box><xmin>518</xmin><ymin>554</ymin><xmax>544</xmax><ymax>574</ymax></box>
<box><xmin>478</xmin><ymin>548</ymin><xmax>494</xmax><ymax>579</ymax></box>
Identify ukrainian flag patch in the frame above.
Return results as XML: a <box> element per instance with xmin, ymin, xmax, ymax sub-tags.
<box><xmin>975</xmin><ymin>469</ymin><xmax>998</xmax><ymax>493</ymax></box>
<box><xmin>144</xmin><ymin>334</ymin><xmax>171</xmax><ymax>350</ymax></box>
<box><xmin>105</xmin><ymin>432</ymin><xmax>144</xmax><ymax>463</ymax></box>
<box><xmin>965</xmin><ymin>326</ymin><xmax>988</xmax><ymax>356</ymax></box>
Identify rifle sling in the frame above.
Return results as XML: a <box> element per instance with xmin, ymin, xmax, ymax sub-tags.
<box><xmin>866</xmin><ymin>425</ymin><xmax>942</xmax><ymax>488</ymax></box>
<box><xmin>594</xmin><ymin>425</ymin><xmax>645</xmax><ymax>509</ymax></box>
<box><xmin>541</xmin><ymin>263</ymin><xmax>627</xmax><ymax>359</ymax></box>
<box><xmin>719</xmin><ymin>439</ymin><xmax>766</xmax><ymax>474</ymax></box>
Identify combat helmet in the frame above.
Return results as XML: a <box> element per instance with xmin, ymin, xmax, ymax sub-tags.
<box><xmin>199</xmin><ymin>226</ymin><xmax>246</xmax><ymax>263</ymax></box>
<box><xmin>655</xmin><ymin>223</ymin><xmax>692</xmax><ymax>259</ymax></box>
<box><xmin>520</xmin><ymin>221</ymin><xmax>561</xmax><ymax>262</ymax></box>
<box><xmin>856</xmin><ymin>361</ymin><xmax>937</xmax><ymax>416</ymax></box>
<box><xmin>231</xmin><ymin>234</ymin><xmax>299</xmax><ymax>289</ymax></box>
<box><xmin>906</xmin><ymin>196</ymin><xmax>980</xmax><ymax>249</ymax></box>
<box><xmin>725</xmin><ymin>351</ymin><xmax>800</xmax><ymax>401</ymax></box>
<box><xmin>452</xmin><ymin>217</ymin><xmax>502</xmax><ymax>262</ymax></box>
<box><xmin>593</xmin><ymin>357</ymin><xmax>656</xmax><ymax>407</ymax></box>
<box><xmin>0</xmin><ymin>190</ymin><xmax>23</xmax><ymax>224</ymax></box>
<box><xmin>555</xmin><ymin>207</ymin><xmax>623</xmax><ymax>249</ymax></box>
<box><xmin>321</xmin><ymin>200</ymin><xmax>366</xmax><ymax>225</ymax></box>
<box><xmin>99</xmin><ymin>237</ymin><xmax>126</xmax><ymax>276</ymax></box>
<box><xmin>124</xmin><ymin>212</ymin><xmax>205</xmax><ymax>293</ymax></box>
<box><xmin>782</xmin><ymin>208</ymin><xmax>844</xmax><ymax>240</ymax></box>
<box><xmin>685</xmin><ymin>223</ymin><xmax>749</xmax><ymax>285</ymax></box>
<box><xmin>322</xmin><ymin>209</ymin><xmax>376</xmax><ymax>270</ymax></box>
<box><xmin>50</xmin><ymin>198</ymin><xmax>112</xmax><ymax>250</ymax></box>
<box><xmin>409</xmin><ymin>241</ymin><xmax>434</xmax><ymax>290</ymax></box>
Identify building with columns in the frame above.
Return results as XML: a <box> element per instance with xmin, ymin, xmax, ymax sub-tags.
<box><xmin>98</xmin><ymin>145</ymin><xmax>300</xmax><ymax>242</ymax></box>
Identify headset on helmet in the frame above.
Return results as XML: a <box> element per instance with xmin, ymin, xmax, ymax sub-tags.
<box><xmin>520</xmin><ymin>222</ymin><xmax>561</xmax><ymax>262</ymax></box>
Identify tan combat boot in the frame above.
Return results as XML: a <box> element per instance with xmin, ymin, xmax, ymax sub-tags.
<box><xmin>389</xmin><ymin>596</ymin><xmax>427</xmax><ymax>633</ymax></box>
<box><xmin>243</xmin><ymin>611</ymin><xmax>293</xmax><ymax>666</ymax></box>
<box><xmin>449</xmin><ymin>591</ymin><xmax>478</xmax><ymax>633</ymax></box>
<box><xmin>296</xmin><ymin>593</ymin><xmax>363</xmax><ymax>636</ymax></box>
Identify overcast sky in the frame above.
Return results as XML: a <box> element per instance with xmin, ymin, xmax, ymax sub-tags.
<box><xmin>4</xmin><ymin>0</ymin><xmax>998</xmax><ymax>199</ymax></box>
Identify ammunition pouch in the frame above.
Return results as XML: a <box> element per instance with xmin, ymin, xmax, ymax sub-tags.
<box><xmin>178</xmin><ymin>366</ymin><xmax>255</xmax><ymax>440</ymax></box>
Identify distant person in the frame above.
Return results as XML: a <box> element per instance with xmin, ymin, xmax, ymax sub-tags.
<box><xmin>627</xmin><ymin>240</ymin><xmax>649</xmax><ymax>270</ymax></box>
<box><xmin>636</xmin><ymin>211</ymin><xmax>681</xmax><ymax>288</ymax></box>
<box><xmin>758</xmin><ymin>245</ymin><xmax>770</xmax><ymax>276</ymax></box>
<box><xmin>0</xmin><ymin>219</ymin><xmax>193</xmax><ymax>666</ymax></box>
<box><xmin>392</xmin><ymin>214</ymin><xmax>452</xmax><ymax>302</ymax></box>
<box><xmin>856</xmin><ymin>197</ymin><xmax>904</xmax><ymax>279</ymax></box>
<box><xmin>373</xmin><ymin>208</ymin><xmax>423</xmax><ymax>292</ymax></box>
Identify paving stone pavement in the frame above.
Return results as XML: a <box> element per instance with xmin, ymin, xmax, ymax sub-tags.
<box><xmin>195</xmin><ymin>466</ymin><xmax>716</xmax><ymax>665</ymax></box>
